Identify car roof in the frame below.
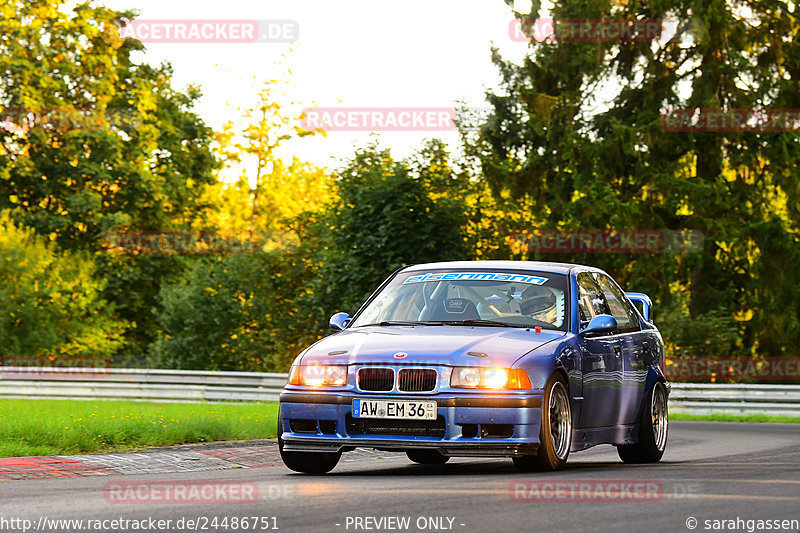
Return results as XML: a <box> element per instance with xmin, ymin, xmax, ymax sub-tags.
<box><xmin>400</xmin><ymin>260</ymin><xmax>605</xmax><ymax>276</ymax></box>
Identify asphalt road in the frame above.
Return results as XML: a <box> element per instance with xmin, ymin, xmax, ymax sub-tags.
<box><xmin>1</xmin><ymin>421</ymin><xmax>799</xmax><ymax>533</ymax></box>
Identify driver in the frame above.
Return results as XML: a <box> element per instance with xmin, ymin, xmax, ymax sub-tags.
<box><xmin>519</xmin><ymin>285</ymin><xmax>558</xmax><ymax>324</ymax></box>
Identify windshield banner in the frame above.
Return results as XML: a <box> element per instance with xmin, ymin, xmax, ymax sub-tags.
<box><xmin>403</xmin><ymin>272</ymin><xmax>548</xmax><ymax>285</ymax></box>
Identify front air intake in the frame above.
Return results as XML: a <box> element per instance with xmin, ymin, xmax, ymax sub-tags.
<box><xmin>357</xmin><ymin>367</ymin><xmax>394</xmax><ymax>391</ymax></box>
<box><xmin>346</xmin><ymin>415</ymin><xmax>446</xmax><ymax>437</ymax></box>
<box><xmin>397</xmin><ymin>368</ymin><xmax>437</xmax><ymax>392</ymax></box>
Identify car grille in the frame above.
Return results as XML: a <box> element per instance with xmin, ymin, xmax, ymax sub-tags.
<box><xmin>357</xmin><ymin>367</ymin><xmax>394</xmax><ymax>391</ymax></box>
<box><xmin>346</xmin><ymin>415</ymin><xmax>446</xmax><ymax>437</ymax></box>
<box><xmin>397</xmin><ymin>368</ymin><xmax>437</xmax><ymax>392</ymax></box>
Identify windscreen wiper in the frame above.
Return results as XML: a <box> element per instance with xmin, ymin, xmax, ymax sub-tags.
<box><xmin>355</xmin><ymin>321</ymin><xmax>444</xmax><ymax>327</ymax></box>
<box><xmin>440</xmin><ymin>319</ymin><xmax>529</xmax><ymax>328</ymax></box>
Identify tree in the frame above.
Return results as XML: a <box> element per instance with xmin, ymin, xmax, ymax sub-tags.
<box><xmin>149</xmin><ymin>248</ymin><xmax>323</xmax><ymax>371</ymax></box>
<box><xmin>150</xmin><ymin>64</ymin><xmax>332</xmax><ymax>371</ymax></box>
<box><xmin>150</xmin><ymin>141</ymin><xmax>473</xmax><ymax>371</ymax></box>
<box><xmin>464</xmin><ymin>0</ymin><xmax>800</xmax><ymax>357</ymax></box>
<box><xmin>0</xmin><ymin>211</ymin><xmax>125</xmax><ymax>356</ymax></box>
<box><xmin>202</xmin><ymin>157</ymin><xmax>333</xmax><ymax>249</ymax></box>
<box><xmin>213</xmin><ymin>60</ymin><xmax>325</xmax><ymax>238</ymax></box>
<box><xmin>0</xmin><ymin>0</ymin><xmax>219</xmax><ymax>355</ymax></box>
<box><xmin>320</xmin><ymin>142</ymin><xmax>470</xmax><ymax>314</ymax></box>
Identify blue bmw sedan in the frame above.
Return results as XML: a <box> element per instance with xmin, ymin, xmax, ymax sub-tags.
<box><xmin>278</xmin><ymin>261</ymin><xmax>669</xmax><ymax>474</ymax></box>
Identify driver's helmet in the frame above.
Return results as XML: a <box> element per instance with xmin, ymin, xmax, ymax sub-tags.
<box><xmin>520</xmin><ymin>285</ymin><xmax>557</xmax><ymax>321</ymax></box>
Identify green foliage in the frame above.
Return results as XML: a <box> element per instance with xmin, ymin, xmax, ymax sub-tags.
<box><xmin>463</xmin><ymin>0</ymin><xmax>800</xmax><ymax>357</ymax></box>
<box><xmin>321</xmin><ymin>142</ymin><xmax>471</xmax><ymax>313</ymax></box>
<box><xmin>4</xmin><ymin>0</ymin><xmax>798</xmax><ymax>371</ymax></box>
<box><xmin>0</xmin><ymin>211</ymin><xmax>125</xmax><ymax>356</ymax></box>
<box><xmin>149</xmin><ymin>248</ymin><xmax>325</xmax><ymax>371</ymax></box>
<box><xmin>150</xmin><ymin>142</ymin><xmax>472</xmax><ymax>371</ymax></box>
<box><xmin>657</xmin><ymin>288</ymin><xmax>744</xmax><ymax>359</ymax></box>
<box><xmin>0</xmin><ymin>0</ymin><xmax>219</xmax><ymax>355</ymax></box>
<box><xmin>0</xmin><ymin>399</ymin><xmax>278</xmax><ymax>457</ymax></box>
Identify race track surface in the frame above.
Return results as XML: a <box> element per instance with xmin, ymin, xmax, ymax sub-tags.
<box><xmin>0</xmin><ymin>421</ymin><xmax>798</xmax><ymax>533</ymax></box>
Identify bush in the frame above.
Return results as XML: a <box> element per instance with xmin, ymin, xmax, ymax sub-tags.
<box><xmin>321</xmin><ymin>144</ymin><xmax>470</xmax><ymax>313</ymax></box>
<box><xmin>149</xmin><ymin>249</ymin><xmax>325</xmax><ymax>371</ymax></box>
<box><xmin>0</xmin><ymin>211</ymin><xmax>125</xmax><ymax>356</ymax></box>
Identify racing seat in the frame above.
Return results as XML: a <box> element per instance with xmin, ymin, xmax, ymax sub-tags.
<box><xmin>427</xmin><ymin>298</ymin><xmax>480</xmax><ymax>321</ymax></box>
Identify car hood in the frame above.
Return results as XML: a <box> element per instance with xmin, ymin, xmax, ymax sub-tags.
<box><xmin>299</xmin><ymin>326</ymin><xmax>565</xmax><ymax>367</ymax></box>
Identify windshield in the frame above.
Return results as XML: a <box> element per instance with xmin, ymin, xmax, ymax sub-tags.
<box><xmin>351</xmin><ymin>269</ymin><xmax>569</xmax><ymax>331</ymax></box>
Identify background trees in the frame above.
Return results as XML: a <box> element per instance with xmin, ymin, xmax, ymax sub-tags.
<box><xmin>1</xmin><ymin>0</ymin><xmax>797</xmax><ymax>370</ymax></box>
<box><xmin>151</xmin><ymin>141</ymin><xmax>472</xmax><ymax>370</ymax></box>
<box><xmin>0</xmin><ymin>0</ymin><xmax>218</xmax><ymax>358</ymax></box>
<box><xmin>0</xmin><ymin>212</ymin><xmax>124</xmax><ymax>356</ymax></box>
<box><xmin>318</xmin><ymin>142</ymin><xmax>470</xmax><ymax>314</ymax></box>
<box><xmin>465</xmin><ymin>0</ymin><xmax>800</xmax><ymax>358</ymax></box>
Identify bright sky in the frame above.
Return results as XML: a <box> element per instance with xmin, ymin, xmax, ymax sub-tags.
<box><xmin>101</xmin><ymin>0</ymin><xmax>534</xmax><ymax>172</ymax></box>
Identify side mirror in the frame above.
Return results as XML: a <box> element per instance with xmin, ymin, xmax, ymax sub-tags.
<box><xmin>626</xmin><ymin>292</ymin><xmax>653</xmax><ymax>323</ymax></box>
<box><xmin>329</xmin><ymin>312</ymin><xmax>351</xmax><ymax>331</ymax></box>
<box><xmin>580</xmin><ymin>314</ymin><xmax>618</xmax><ymax>337</ymax></box>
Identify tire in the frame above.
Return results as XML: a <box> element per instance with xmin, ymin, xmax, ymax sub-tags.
<box><xmin>278</xmin><ymin>416</ymin><xmax>341</xmax><ymax>474</ymax></box>
<box><xmin>618</xmin><ymin>381</ymin><xmax>668</xmax><ymax>464</ymax></box>
<box><xmin>406</xmin><ymin>450</ymin><xmax>450</xmax><ymax>465</ymax></box>
<box><xmin>513</xmin><ymin>374</ymin><xmax>572</xmax><ymax>472</ymax></box>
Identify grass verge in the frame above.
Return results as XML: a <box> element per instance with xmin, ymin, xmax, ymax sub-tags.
<box><xmin>671</xmin><ymin>412</ymin><xmax>800</xmax><ymax>423</ymax></box>
<box><xmin>0</xmin><ymin>399</ymin><xmax>278</xmax><ymax>458</ymax></box>
<box><xmin>4</xmin><ymin>400</ymin><xmax>794</xmax><ymax>458</ymax></box>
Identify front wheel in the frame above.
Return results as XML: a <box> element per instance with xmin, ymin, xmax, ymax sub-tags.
<box><xmin>513</xmin><ymin>374</ymin><xmax>572</xmax><ymax>472</ymax></box>
<box><xmin>407</xmin><ymin>450</ymin><xmax>450</xmax><ymax>465</ymax></box>
<box><xmin>278</xmin><ymin>417</ymin><xmax>341</xmax><ymax>474</ymax></box>
<box><xmin>618</xmin><ymin>381</ymin><xmax>668</xmax><ymax>464</ymax></box>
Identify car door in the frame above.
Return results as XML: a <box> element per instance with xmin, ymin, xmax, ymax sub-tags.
<box><xmin>595</xmin><ymin>273</ymin><xmax>647</xmax><ymax>426</ymax></box>
<box><xmin>576</xmin><ymin>272</ymin><xmax>622</xmax><ymax>429</ymax></box>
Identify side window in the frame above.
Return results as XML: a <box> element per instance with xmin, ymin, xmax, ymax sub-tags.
<box><xmin>595</xmin><ymin>274</ymin><xmax>640</xmax><ymax>333</ymax></box>
<box><xmin>577</xmin><ymin>273</ymin><xmax>609</xmax><ymax>322</ymax></box>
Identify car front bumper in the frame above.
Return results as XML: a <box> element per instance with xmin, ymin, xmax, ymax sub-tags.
<box><xmin>279</xmin><ymin>390</ymin><xmax>545</xmax><ymax>457</ymax></box>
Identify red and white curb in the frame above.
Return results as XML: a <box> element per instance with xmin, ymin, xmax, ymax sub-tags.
<box><xmin>0</xmin><ymin>443</ymin><xmax>282</xmax><ymax>481</ymax></box>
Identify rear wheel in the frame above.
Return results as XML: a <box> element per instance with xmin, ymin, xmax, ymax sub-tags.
<box><xmin>513</xmin><ymin>374</ymin><xmax>571</xmax><ymax>472</ymax></box>
<box><xmin>618</xmin><ymin>381</ymin><xmax>668</xmax><ymax>463</ymax></box>
<box><xmin>406</xmin><ymin>450</ymin><xmax>450</xmax><ymax>465</ymax></box>
<box><xmin>278</xmin><ymin>417</ymin><xmax>341</xmax><ymax>474</ymax></box>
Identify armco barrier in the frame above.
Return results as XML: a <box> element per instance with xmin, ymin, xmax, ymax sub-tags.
<box><xmin>0</xmin><ymin>367</ymin><xmax>286</xmax><ymax>403</ymax></box>
<box><xmin>0</xmin><ymin>367</ymin><xmax>798</xmax><ymax>416</ymax></box>
<box><xmin>667</xmin><ymin>383</ymin><xmax>800</xmax><ymax>417</ymax></box>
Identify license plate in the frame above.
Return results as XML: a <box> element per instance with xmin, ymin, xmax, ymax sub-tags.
<box><xmin>352</xmin><ymin>399</ymin><xmax>437</xmax><ymax>420</ymax></box>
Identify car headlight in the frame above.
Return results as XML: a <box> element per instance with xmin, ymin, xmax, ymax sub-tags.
<box><xmin>288</xmin><ymin>365</ymin><xmax>348</xmax><ymax>387</ymax></box>
<box><xmin>450</xmin><ymin>367</ymin><xmax>532</xmax><ymax>389</ymax></box>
